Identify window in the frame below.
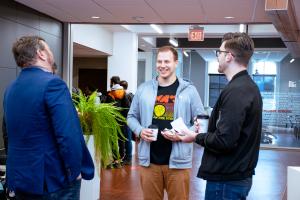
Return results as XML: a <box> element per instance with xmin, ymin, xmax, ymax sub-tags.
<box><xmin>252</xmin><ymin>75</ymin><xmax>276</xmax><ymax>92</ymax></box>
<box><xmin>252</xmin><ymin>61</ymin><xmax>277</xmax><ymax>75</ymax></box>
<box><xmin>208</xmin><ymin>74</ymin><xmax>228</xmax><ymax>107</ymax></box>
<box><xmin>208</xmin><ymin>61</ymin><xmax>228</xmax><ymax>107</ymax></box>
<box><xmin>252</xmin><ymin>61</ymin><xmax>277</xmax><ymax>130</ymax></box>
<box><xmin>252</xmin><ymin>61</ymin><xmax>277</xmax><ymax>93</ymax></box>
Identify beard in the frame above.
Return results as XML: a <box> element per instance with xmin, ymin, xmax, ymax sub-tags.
<box><xmin>47</xmin><ymin>56</ymin><xmax>54</xmax><ymax>67</ymax></box>
<box><xmin>217</xmin><ymin>62</ymin><xmax>227</xmax><ymax>74</ymax></box>
<box><xmin>45</xmin><ymin>50</ymin><xmax>54</xmax><ymax>67</ymax></box>
<box><xmin>218</xmin><ymin>65</ymin><xmax>223</xmax><ymax>73</ymax></box>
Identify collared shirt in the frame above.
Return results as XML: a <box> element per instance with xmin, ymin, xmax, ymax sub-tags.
<box><xmin>23</xmin><ymin>66</ymin><xmax>53</xmax><ymax>74</ymax></box>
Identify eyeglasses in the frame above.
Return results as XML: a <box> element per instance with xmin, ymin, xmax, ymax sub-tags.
<box><xmin>215</xmin><ymin>50</ymin><xmax>235</xmax><ymax>57</ymax></box>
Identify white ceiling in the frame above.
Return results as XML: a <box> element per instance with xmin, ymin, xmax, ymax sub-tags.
<box><xmin>14</xmin><ymin>0</ymin><xmax>300</xmax><ymax>28</ymax></box>
<box><xmin>117</xmin><ymin>24</ymin><xmax>279</xmax><ymax>38</ymax></box>
<box><xmin>14</xmin><ymin>0</ymin><xmax>300</xmax><ymax>27</ymax></box>
<box><xmin>14</xmin><ymin>0</ymin><xmax>293</xmax><ymax>61</ymax></box>
<box><xmin>72</xmin><ymin>23</ymin><xmax>289</xmax><ymax>61</ymax></box>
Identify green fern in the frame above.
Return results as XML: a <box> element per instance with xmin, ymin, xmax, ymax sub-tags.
<box><xmin>72</xmin><ymin>90</ymin><xmax>126</xmax><ymax>169</ymax></box>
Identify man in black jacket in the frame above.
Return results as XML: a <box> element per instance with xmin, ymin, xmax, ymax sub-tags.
<box><xmin>179</xmin><ymin>32</ymin><xmax>262</xmax><ymax>200</ymax></box>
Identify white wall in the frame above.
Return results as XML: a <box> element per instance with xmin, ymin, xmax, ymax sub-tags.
<box><xmin>72</xmin><ymin>24</ymin><xmax>113</xmax><ymax>55</ymax></box>
<box><xmin>108</xmin><ymin>32</ymin><xmax>138</xmax><ymax>93</ymax></box>
<box><xmin>138</xmin><ymin>52</ymin><xmax>153</xmax><ymax>82</ymax></box>
<box><xmin>71</xmin><ymin>25</ymin><xmax>139</xmax><ymax>93</ymax></box>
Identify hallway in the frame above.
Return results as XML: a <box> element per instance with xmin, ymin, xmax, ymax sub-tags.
<box><xmin>100</xmin><ymin>144</ymin><xmax>300</xmax><ymax>200</ymax></box>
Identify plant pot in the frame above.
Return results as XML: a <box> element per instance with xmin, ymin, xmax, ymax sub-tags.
<box><xmin>80</xmin><ymin>135</ymin><xmax>100</xmax><ymax>200</ymax></box>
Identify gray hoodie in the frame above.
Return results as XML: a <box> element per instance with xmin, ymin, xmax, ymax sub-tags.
<box><xmin>127</xmin><ymin>77</ymin><xmax>204</xmax><ymax>168</ymax></box>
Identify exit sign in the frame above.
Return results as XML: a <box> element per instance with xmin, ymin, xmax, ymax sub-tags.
<box><xmin>188</xmin><ymin>26</ymin><xmax>204</xmax><ymax>41</ymax></box>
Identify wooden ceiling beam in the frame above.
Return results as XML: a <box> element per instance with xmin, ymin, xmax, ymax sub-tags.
<box><xmin>265</xmin><ymin>0</ymin><xmax>300</xmax><ymax>57</ymax></box>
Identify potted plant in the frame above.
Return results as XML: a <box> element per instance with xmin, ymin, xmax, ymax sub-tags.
<box><xmin>72</xmin><ymin>90</ymin><xmax>126</xmax><ymax>200</ymax></box>
<box><xmin>73</xmin><ymin>90</ymin><xmax>126</xmax><ymax>168</ymax></box>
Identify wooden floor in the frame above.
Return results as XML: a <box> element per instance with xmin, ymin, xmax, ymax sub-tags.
<box><xmin>100</xmin><ymin>143</ymin><xmax>300</xmax><ymax>200</ymax></box>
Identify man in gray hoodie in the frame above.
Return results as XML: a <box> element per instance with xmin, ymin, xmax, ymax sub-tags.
<box><xmin>127</xmin><ymin>46</ymin><xmax>204</xmax><ymax>200</ymax></box>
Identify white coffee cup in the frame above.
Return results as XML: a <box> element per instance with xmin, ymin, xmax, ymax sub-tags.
<box><xmin>150</xmin><ymin>128</ymin><xmax>158</xmax><ymax>141</ymax></box>
<box><xmin>148</xmin><ymin>125</ymin><xmax>159</xmax><ymax>141</ymax></box>
<box><xmin>196</xmin><ymin>115</ymin><xmax>209</xmax><ymax>133</ymax></box>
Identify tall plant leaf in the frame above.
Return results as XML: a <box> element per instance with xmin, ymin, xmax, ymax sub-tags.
<box><xmin>72</xmin><ymin>90</ymin><xmax>126</xmax><ymax>168</ymax></box>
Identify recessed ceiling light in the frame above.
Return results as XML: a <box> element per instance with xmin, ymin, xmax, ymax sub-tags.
<box><xmin>224</xmin><ymin>16</ymin><xmax>234</xmax><ymax>19</ymax></box>
<box><xmin>169</xmin><ymin>37</ymin><xmax>178</xmax><ymax>47</ymax></box>
<box><xmin>183</xmin><ymin>51</ymin><xmax>189</xmax><ymax>57</ymax></box>
<box><xmin>91</xmin><ymin>16</ymin><xmax>100</xmax><ymax>19</ymax></box>
<box><xmin>121</xmin><ymin>25</ymin><xmax>130</xmax><ymax>29</ymax></box>
<box><xmin>132</xmin><ymin>16</ymin><xmax>144</xmax><ymax>22</ymax></box>
<box><xmin>150</xmin><ymin>24</ymin><xmax>163</xmax><ymax>34</ymax></box>
<box><xmin>255</xmin><ymin>51</ymin><xmax>267</xmax><ymax>54</ymax></box>
<box><xmin>290</xmin><ymin>58</ymin><xmax>295</xmax><ymax>63</ymax></box>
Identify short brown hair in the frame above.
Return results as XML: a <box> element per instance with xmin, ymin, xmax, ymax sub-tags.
<box><xmin>120</xmin><ymin>80</ymin><xmax>128</xmax><ymax>90</ymax></box>
<box><xmin>157</xmin><ymin>45</ymin><xmax>178</xmax><ymax>61</ymax></box>
<box><xmin>12</xmin><ymin>36</ymin><xmax>45</xmax><ymax>67</ymax></box>
<box><xmin>110</xmin><ymin>76</ymin><xmax>120</xmax><ymax>85</ymax></box>
<box><xmin>222</xmin><ymin>32</ymin><xmax>254</xmax><ymax>66</ymax></box>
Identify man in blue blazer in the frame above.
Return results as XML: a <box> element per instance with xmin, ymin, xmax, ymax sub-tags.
<box><xmin>3</xmin><ymin>36</ymin><xmax>94</xmax><ymax>199</ymax></box>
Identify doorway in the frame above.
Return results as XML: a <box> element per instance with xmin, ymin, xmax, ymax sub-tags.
<box><xmin>78</xmin><ymin>68</ymin><xmax>107</xmax><ymax>95</ymax></box>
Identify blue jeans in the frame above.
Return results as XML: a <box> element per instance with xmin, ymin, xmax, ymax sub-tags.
<box><xmin>15</xmin><ymin>179</ymin><xmax>81</xmax><ymax>200</ymax></box>
<box><xmin>124</xmin><ymin>125</ymin><xmax>132</xmax><ymax>161</ymax></box>
<box><xmin>205</xmin><ymin>178</ymin><xmax>252</xmax><ymax>200</ymax></box>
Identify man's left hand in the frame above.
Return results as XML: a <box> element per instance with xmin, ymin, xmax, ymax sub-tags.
<box><xmin>177</xmin><ymin>129</ymin><xmax>198</xmax><ymax>143</ymax></box>
<box><xmin>161</xmin><ymin>130</ymin><xmax>181</xmax><ymax>142</ymax></box>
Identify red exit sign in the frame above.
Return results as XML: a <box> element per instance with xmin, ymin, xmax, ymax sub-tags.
<box><xmin>188</xmin><ymin>26</ymin><xmax>204</xmax><ymax>41</ymax></box>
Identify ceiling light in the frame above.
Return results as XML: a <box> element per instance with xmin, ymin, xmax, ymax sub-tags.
<box><xmin>239</xmin><ymin>24</ymin><xmax>246</xmax><ymax>33</ymax></box>
<box><xmin>254</xmin><ymin>51</ymin><xmax>268</xmax><ymax>54</ymax></box>
<box><xmin>169</xmin><ymin>37</ymin><xmax>178</xmax><ymax>47</ymax></box>
<box><xmin>132</xmin><ymin>16</ymin><xmax>144</xmax><ymax>22</ymax></box>
<box><xmin>91</xmin><ymin>16</ymin><xmax>100</xmax><ymax>19</ymax></box>
<box><xmin>183</xmin><ymin>51</ymin><xmax>189</xmax><ymax>57</ymax></box>
<box><xmin>150</xmin><ymin>24</ymin><xmax>163</xmax><ymax>34</ymax></box>
<box><xmin>290</xmin><ymin>58</ymin><xmax>295</xmax><ymax>63</ymax></box>
<box><xmin>121</xmin><ymin>25</ymin><xmax>130</xmax><ymax>29</ymax></box>
<box><xmin>224</xmin><ymin>16</ymin><xmax>234</xmax><ymax>19</ymax></box>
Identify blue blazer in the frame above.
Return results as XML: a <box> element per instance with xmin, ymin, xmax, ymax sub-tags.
<box><xmin>3</xmin><ymin>67</ymin><xmax>94</xmax><ymax>194</ymax></box>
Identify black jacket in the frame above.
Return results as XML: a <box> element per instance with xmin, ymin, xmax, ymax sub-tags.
<box><xmin>195</xmin><ymin>70</ymin><xmax>262</xmax><ymax>181</ymax></box>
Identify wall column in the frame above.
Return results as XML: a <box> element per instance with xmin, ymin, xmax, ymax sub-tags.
<box><xmin>108</xmin><ymin>32</ymin><xmax>138</xmax><ymax>93</ymax></box>
<box><xmin>62</xmin><ymin>22</ymin><xmax>73</xmax><ymax>90</ymax></box>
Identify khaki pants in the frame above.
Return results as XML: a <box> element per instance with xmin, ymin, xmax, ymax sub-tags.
<box><xmin>140</xmin><ymin>164</ymin><xmax>190</xmax><ymax>200</ymax></box>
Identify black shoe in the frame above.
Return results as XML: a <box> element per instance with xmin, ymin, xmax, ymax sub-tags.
<box><xmin>123</xmin><ymin>159</ymin><xmax>132</xmax><ymax>165</ymax></box>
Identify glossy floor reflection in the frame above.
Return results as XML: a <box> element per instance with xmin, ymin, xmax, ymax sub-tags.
<box><xmin>100</xmin><ymin>142</ymin><xmax>300</xmax><ymax>200</ymax></box>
